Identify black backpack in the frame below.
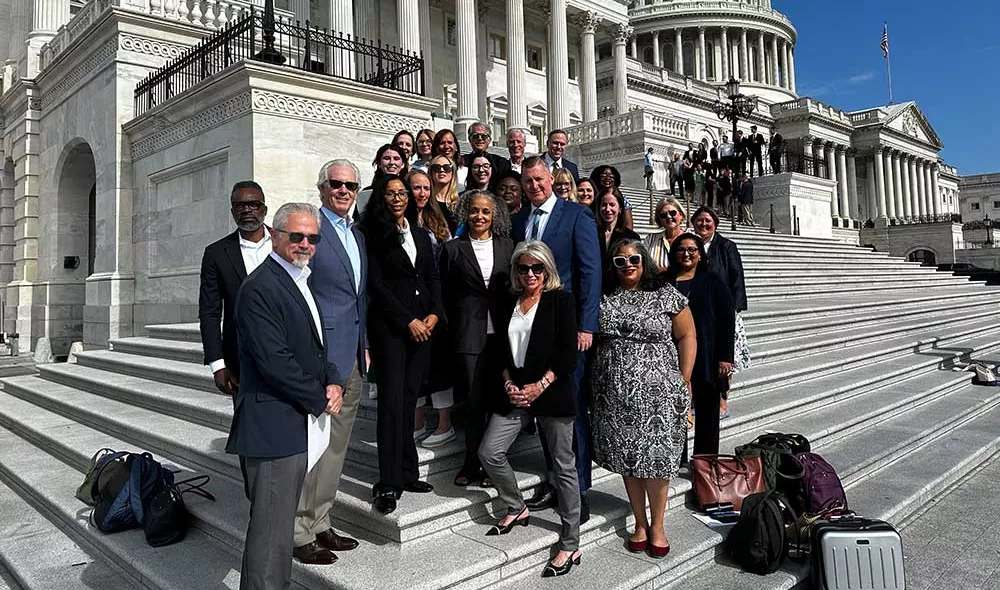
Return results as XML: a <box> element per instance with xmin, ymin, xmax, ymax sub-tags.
<box><xmin>728</xmin><ymin>491</ymin><xmax>796</xmax><ymax>575</ymax></box>
<box><xmin>143</xmin><ymin>474</ymin><xmax>215</xmax><ymax>547</ymax></box>
<box><xmin>91</xmin><ymin>452</ymin><xmax>174</xmax><ymax>534</ymax></box>
<box><xmin>736</xmin><ymin>433</ymin><xmax>809</xmax><ymax>495</ymax></box>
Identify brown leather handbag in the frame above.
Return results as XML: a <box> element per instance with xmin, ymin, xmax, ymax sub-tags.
<box><xmin>691</xmin><ymin>453</ymin><xmax>765</xmax><ymax>511</ymax></box>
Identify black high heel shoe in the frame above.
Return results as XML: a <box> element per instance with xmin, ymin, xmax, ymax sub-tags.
<box><xmin>542</xmin><ymin>551</ymin><xmax>581</xmax><ymax>577</ymax></box>
<box><xmin>485</xmin><ymin>508</ymin><xmax>529</xmax><ymax>536</ymax></box>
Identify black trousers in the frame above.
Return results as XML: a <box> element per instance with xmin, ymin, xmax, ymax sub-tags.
<box><xmin>748</xmin><ymin>152</ymin><xmax>764</xmax><ymax>177</ymax></box>
<box><xmin>456</xmin><ymin>335</ymin><xmax>501</xmax><ymax>475</ymax></box>
<box><xmin>372</xmin><ymin>330</ymin><xmax>431</xmax><ymax>494</ymax></box>
<box><xmin>770</xmin><ymin>153</ymin><xmax>782</xmax><ymax>175</ymax></box>
<box><xmin>670</xmin><ymin>175</ymin><xmax>685</xmax><ymax>198</ymax></box>
<box><xmin>692</xmin><ymin>380</ymin><xmax>723</xmax><ymax>456</ymax></box>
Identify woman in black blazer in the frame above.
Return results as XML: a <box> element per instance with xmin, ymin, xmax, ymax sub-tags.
<box><xmin>361</xmin><ymin>175</ymin><xmax>444</xmax><ymax>515</ymax></box>
<box><xmin>478</xmin><ymin>241</ymin><xmax>582</xmax><ymax>578</ymax></box>
<box><xmin>665</xmin><ymin>232</ymin><xmax>735</xmax><ymax>456</ymax></box>
<box><xmin>439</xmin><ymin>190</ymin><xmax>514</xmax><ymax>487</ymax></box>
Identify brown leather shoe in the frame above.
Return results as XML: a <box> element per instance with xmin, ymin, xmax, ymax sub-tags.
<box><xmin>316</xmin><ymin>529</ymin><xmax>359</xmax><ymax>552</ymax></box>
<box><xmin>292</xmin><ymin>541</ymin><xmax>338</xmax><ymax>565</ymax></box>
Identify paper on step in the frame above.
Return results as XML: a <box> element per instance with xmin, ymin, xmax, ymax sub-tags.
<box><xmin>307</xmin><ymin>413</ymin><xmax>331</xmax><ymax>472</ymax></box>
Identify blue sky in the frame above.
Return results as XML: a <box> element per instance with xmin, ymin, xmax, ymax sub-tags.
<box><xmin>774</xmin><ymin>0</ymin><xmax>998</xmax><ymax>175</ymax></box>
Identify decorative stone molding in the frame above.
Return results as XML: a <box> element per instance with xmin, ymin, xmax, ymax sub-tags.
<box><xmin>119</xmin><ymin>34</ymin><xmax>187</xmax><ymax>60</ymax></box>
<box><xmin>131</xmin><ymin>91</ymin><xmax>253</xmax><ymax>159</ymax></box>
<box><xmin>574</xmin><ymin>10</ymin><xmax>600</xmax><ymax>33</ymax></box>
<box><xmin>611</xmin><ymin>22</ymin><xmax>634</xmax><ymax>44</ymax></box>
<box><xmin>250</xmin><ymin>90</ymin><xmax>429</xmax><ymax>133</ymax></box>
<box><xmin>43</xmin><ymin>38</ymin><xmax>118</xmax><ymax>110</ymax></box>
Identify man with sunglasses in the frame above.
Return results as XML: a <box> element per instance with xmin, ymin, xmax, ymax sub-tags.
<box><xmin>462</xmin><ymin>122</ymin><xmax>510</xmax><ymax>181</ymax></box>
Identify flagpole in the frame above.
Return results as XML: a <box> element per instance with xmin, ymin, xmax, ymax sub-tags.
<box><xmin>884</xmin><ymin>22</ymin><xmax>893</xmax><ymax>106</ymax></box>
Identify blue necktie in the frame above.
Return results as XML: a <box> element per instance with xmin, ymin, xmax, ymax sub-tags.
<box><xmin>530</xmin><ymin>208</ymin><xmax>544</xmax><ymax>240</ymax></box>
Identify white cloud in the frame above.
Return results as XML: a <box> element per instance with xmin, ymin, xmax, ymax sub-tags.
<box><xmin>848</xmin><ymin>71</ymin><xmax>876</xmax><ymax>84</ymax></box>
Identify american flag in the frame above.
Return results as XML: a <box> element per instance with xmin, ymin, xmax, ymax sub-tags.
<box><xmin>881</xmin><ymin>23</ymin><xmax>889</xmax><ymax>58</ymax></box>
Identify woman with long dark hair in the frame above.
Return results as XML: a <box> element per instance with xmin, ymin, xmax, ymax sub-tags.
<box><xmin>392</xmin><ymin>129</ymin><xmax>416</xmax><ymax>162</ymax></box>
<box><xmin>357</xmin><ymin>144</ymin><xmax>409</xmax><ymax>216</ymax></box>
<box><xmin>589</xmin><ymin>164</ymin><xmax>634</xmax><ymax>230</ymax></box>
<box><xmin>361</xmin><ymin>175</ymin><xmax>443</xmax><ymax>515</ymax></box>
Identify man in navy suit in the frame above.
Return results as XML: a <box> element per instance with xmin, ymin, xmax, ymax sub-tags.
<box><xmin>226</xmin><ymin>202</ymin><xmax>342</xmax><ymax>590</ymax></box>
<box><xmin>291</xmin><ymin>159</ymin><xmax>368</xmax><ymax>565</ymax></box>
<box><xmin>542</xmin><ymin>130</ymin><xmax>580</xmax><ymax>182</ymax></box>
<box><xmin>512</xmin><ymin>155</ymin><xmax>601</xmax><ymax>520</ymax></box>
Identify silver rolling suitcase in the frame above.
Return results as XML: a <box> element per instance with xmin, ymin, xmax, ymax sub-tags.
<box><xmin>810</xmin><ymin>517</ymin><xmax>905</xmax><ymax>590</ymax></box>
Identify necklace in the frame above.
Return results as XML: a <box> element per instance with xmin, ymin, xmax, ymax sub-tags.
<box><xmin>519</xmin><ymin>292</ymin><xmax>541</xmax><ymax>313</ymax></box>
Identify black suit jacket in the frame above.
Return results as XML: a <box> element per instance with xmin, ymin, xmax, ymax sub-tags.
<box><xmin>198</xmin><ymin>230</ymin><xmax>247</xmax><ymax>373</ymax></box>
<box><xmin>674</xmin><ymin>270</ymin><xmax>735</xmax><ymax>387</ymax></box>
<box><xmin>439</xmin><ymin>234</ymin><xmax>514</xmax><ymax>354</ymax></box>
<box><xmin>366</xmin><ymin>224</ymin><xmax>445</xmax><ymax>339</ymax></box>
<box><xmin>739</xmin><ymin>179</ymin><xmax>754</xmax><ymax>204</ymax></box>
<box><xmin>705</xmin><ymin>233</ymin><xmax>748</xmax><ymax>312</ymax></box>
<box><xmin>749</xmin><ymin>133</ymin><xmax>766</xmax><ymax>155</ymax></box>
<box><xmin>492</xmin><ymin>290</ymin><xmax>578</xmax><ymax>418</ymax></box>
<box><xmin>225</xmin><ymin>256</ymin><xmax>334</xmax><ymax>458</ymax></box>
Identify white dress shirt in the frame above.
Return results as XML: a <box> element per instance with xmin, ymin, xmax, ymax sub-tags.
<box><xmin>528</xmin><ymin>194</ymin><xmax>558</xmax><ymax>240</ymax></box>
<box><xmin>398</xmin><ymin>218</ymin><xmax>418</xmax><ymax>266</ymax></box>
<box><xmin>268</xmin><ymin>251</ymin><xmax>323</xmax><ymax>344</ymax></box>
<box><xmin>208</xmin><ymin>231</ymin><xmax>272</xmax><ymax>373</ymax></box>
<box><xmin>471</xmin><ymin>236</ymin><xmax>495</xmax><ymax>334</ymax></box>
<box><xmin>508</xmin><ymin>299</ymin><xmax>539</xmax><ymax>369</ymax></box>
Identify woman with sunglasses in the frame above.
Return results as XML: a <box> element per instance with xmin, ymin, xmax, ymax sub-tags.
<box><xmin>552</xmin><ymin>168</ymin><xmax>578</xmax><ymax>203</ymax></box>
<box><xmin>480</xmin><ymin>241</ymin><xmax>582</xmax><ymax>578</ymax></box>
<box><xmin>589</xmin><ymin>164</ymin><xmax>634</xmax><ymax>230</ymax></box>
<box><xmin>431</xmin><ymin>129</ymin><xmax>467</xmax><ymax>191</ymax></box>
<box><xmin>429</xmin><ymin>155</ymin><xmax>460</xmax><ymax>234</ymax></box>
<box><xmin>590</xmin><ymin>238</ymin><xmax>696</xmax><ymax>559</ymax></box>
<box><xmin>643</xmin><ymin>198</ymin><xmax>687</xmax><ymax>272</ymax></box>
<box><xmin>411</xmin><ymin>128</ymin><xmax>436</xmax><ymax>172</ymax></box>
<box><xmin>665</xmin><ymin>233</ymin><xmax>734</xmax><ymax>456</ymax></box>
<box><xmin>361</xmin><ymin>175</ymin><xmax>443</xmax><ymax>515</ymax></box>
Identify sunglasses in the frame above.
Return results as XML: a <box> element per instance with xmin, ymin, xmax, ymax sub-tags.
<box><xmin>231</xmin><ymin>200</ymin><xmax>265</xmax><ymax>211</ymax></box>
<box><xmin>657</xmin><ymin>210</ymin><xmax>679</xmax><ymax>219</ymax></box>
<box><xmin>517</xmin><ymin>263</ymin><xmax>546</xmax><ymax>276</ymax></box>
<box><xmin>430</xmin><ymin>164</ymin><xmax>454</xmax><ymax>173</ymax></box>
<box><xmin>470</xmin><ymin>133</ymin><xmax>491</xmax><ymax>140</ymax></box>
<box><xmin>326</xmin><ymin>179</ymin><xmax>360</xmax><ymax>191</ymax></box>
<box><xmin>675</xmin><ymin>247</ymin><xmax>700</xmax><ymax>256</ymax></box>
<box><xmin>612</xmin><ymin>254</ymin><xmax>642</xmax><ymax>268</ymax></box>
<box><xmin>385</xmin><ymin>191</ymin><xmax>408</xmax><ymax>201</ymax></box>
<box><xmin>275</xmin><ymin>229</ymin><xmax>321</xmax><ymax>245</ymax></box>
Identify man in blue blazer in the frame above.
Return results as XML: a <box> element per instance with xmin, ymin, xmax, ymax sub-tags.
<box><xmin>512</xmin><ymin>155</ymin><xmax>601</xmax><ymax>519</ymax></box>
<box><xmin>226</xmin><ymin>202</ymin><xmax>341</xmax><ymax>590</ymax></box>
<box><xmin>291</xmin><ymin>159</ymin><xmax>368</xmax><ymax>564</ymax></box>
<box><xmin>542</xmin><ymin>129</ymin><xmax>580</xmax><ymax>182</ymax></box>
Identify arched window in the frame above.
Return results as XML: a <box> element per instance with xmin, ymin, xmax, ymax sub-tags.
<box><xmin>665</xmin><ymin>44</ymin><xmax>675</xmax><ymax>72</ymax></box>
<box><xmin>643</xmin><ymin>48</ymin><xmax>654</xmax><ymax>64</ymax></box>
<box><xmin>907</xmin><ymin>249</ymin><xmax>937</xmax><ymax>266</ymax></box>
<box><xmin>705</xmin><ymin>41</ymin><xmax>716</xmax><ymax>79</ymax></box>
<box><xmin>683</xmin><ymin>41</ymin><xmax>695</xmax><ymax>76</ymax></box>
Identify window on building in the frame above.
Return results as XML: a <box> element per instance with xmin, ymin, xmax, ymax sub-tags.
<box><xmin>597</xmin><ymin>43</ymin><xmax>612</xmax><ymax>61</ymax></box>
<box><xmin>568</xmin><ymin>56</ymin><xmax>577</xmax><ymax>80</ymax></box>
<box><xmin>993</xmin><ymin>200</ymin><xmax>1000</xmax><ymax>209</ymax></box>
<box><xmin>706</xmin><ymin>41</ymin><xmax>716</xmax><ymax>79</ymax></box>
<box><xmin>527</xmin><ymin>44</ymin><xmax>543</xmax><ymax>70</ymax></box>
<box><xmin>489</xmin><ymin>33</ymin><xmax>506</xmax><ymax>60</ymax></box>
<box><xmin>446</xmin><ymin>17</ymin><xmax>456</xmax><ymax>46</ymax></box>
<box><xmin>531</xmin><ymin>125</ymin><xmax>544</xmax><ymax>151</ymax></box>
<box><xmin>491</xmin><ymin>118</ymin><xmax>506</xmax><ymax>143</ymax></box>
<box><xmin>971</xmin><ymin>202</ymin><xmax>981</xmax><ymax>211</ymax></box>
<box><xmin>643</xmin><ymin>48</ymin><xmax>654</xmax><ymax>64</ymax></box>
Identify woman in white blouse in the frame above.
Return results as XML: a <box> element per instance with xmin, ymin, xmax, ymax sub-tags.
<box><xmin>439</xmin><ymin>190</ymin><xmax>513</xmax><ymax>487</ymax></box>
<box><xmin>642</xmin><ymin>197</ymin><xmax>687</xmax><ymax>272</ymax></box>
<box><xmin>479</xmin><ymin>241</ymin><xmax>583</xmax><ymax>578</ymax></box>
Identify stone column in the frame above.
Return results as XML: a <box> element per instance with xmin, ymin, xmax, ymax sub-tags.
<box><xmin>755</xmin><ymin>31</ymin><xmax>765</xmax><ymax>84</ymax></box>
<box><xmin>29</xmin><ymin>0</ymin><xmax>70</xmax><ymax>38</ymax></box>
<box><xmin>630</xmin><ymin>36</ymin><xmax>637</xmax><ymax>59</ymax></box>
<box><xmin>873</xmin><ymin>149</ymin><xmax>887</xmax><ymax>220</ymax></box>
<box><xmin>396</xmin><ymin>0</ymin><xmax>420</xmax><ymax>53</ymax></box>
<box><xmin>577</xmin><ymin>11</ymin><xmax>598</xmax><ymax>123</ymax></box>
<box><xmin>455</xmin><ymin>0</ymin><xmax>479</xmax><ymax>130</ymax></box>
<box><xmin>739</xmin><ymin>28</ymin><xmax>748</xmax><ymax>81</ymax></box>
<box><xmin>891</xmin><ymin>151</ymin><xmax>904</xmax><ymax>222</ymax></box>
<box><xmin>787</xmin><ymin>44</ymin><xmax>797</xmax><ymax>93</ymax></box>
<box><xmin>825</xmin><ymin>143</ymin><xmax>840</xmax><ymax>220</ymax></box>
<box><xmin>418</xmin><ymin>0</ymin><xmax>435</xmax><ymax>98</ymax></box>
<box><xmin>0</xmin><ymin>164</ymin><xmax>14</xmax><ymax>287</ymax></box>
<box><xmin>900</xmin><ymin>154</ymin><xmax>912</xmax><ymax>221</ymax></box>
<box><xmin>863</xmin><ymin>162</ymin><xmax>877</xmax><ymax>222</ymax></box>
<box><xmin>915</xmin><ymin>160</ymin><xmax>926</xmax><ymax>220</ymax></box>
<box><xmin>921</xmin><ymin>162</ymin><xmax>933</xmax><ymax>220</ymax></box>
<box><xmin>612</xmin><ymin>23</ymin><xmax>632</xmax><ymax>116</ymax></box>
<box><xmin>908</xmin><ymin>157</ymin><xmax>921</xmax><ymax>221</ymax></box>
<box><xmin>507</xmin><ymin>0</ymin><xmax>528</xmax><ymax>128</ymax></box>
<box><xmin>769</xmin><ymin>34</ymin><xmax>779</xmax><ymax>86</ymax></box>
<box><xmin>331</xmin><ymin>0</ymin><xmax>355</xmax><ymax>78</ymax></box>
<box><xmin>720</xmin><ymin>27</ymin><xmax>730</xmax><ymax>80</ymax></box>
<box><xmin>883</xmin><ymin>149</ymin><xmax>896</xmax><ymax>220</ymax></box>
<box><xmin>674</xmin><ymin>28</ymin><xmax>683</xmax><ymax>74</ymax></box>
<box><xmin>698</xmin><ymin>27</ymin><xmax>707</xmax><ymax>81</ymax></box>
<box><xmin>778</xmin><ymin>38</ymin><xmax>788</xmax><ymax>89</ymax></box>
<box><xmin>547</xmin><ymin>0</ymin><xmax>569</xmax><ymax>128</ymax></box>
<box><xmin>930</xmin><ymin>164</ymin><xmax>941</xmax><ymax>218</ymax></box>
<box><xmin>802</xmin><ymin>136</ymin><xmax>814</xmax><ymax>160</ymax></box>
<box><xmin>836</xmin><ymin>146</ymin><xmax>850</xmax><ymax>224</ymax></box>
<box><xmin>652</xmin><ymin>31</ymin><xmax>661</xmax><ymax>68</ymax></box>
<box><xmin>846</xmin><ymin>150</ymin><xmax>859</xmax><ymax>225</ymax></box>
<box><xmin>289</xmin><ymin>0</ymin><xmax>310</xmax><ymax>24</ymax></box>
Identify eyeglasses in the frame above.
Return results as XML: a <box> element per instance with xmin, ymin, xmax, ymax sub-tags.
<box><xmin>385</xmin><ymin>191</ymin><xmax>408</xmax><ymax>201</ymax></box>
<box><xmin>470</xmin><ymin>133</ymin><xmax>491</xmax><ymax>140</ymax></box>
<box><xmin>416</xmin><ymin>139</ymin><xmax>433</xmax><ymax>146</ymax></box>
<box><xmin>516</xmin><ymin>263</ymin><xmax>546</xmax><ymax>276</ymax></box>
<box><xmin>656</xmin><ymin>210</ymin><xmax>679</xmax><ymax>220</ymax></box>
<box><xmin>326</xmin><ymin>179</ymin><xmax>359</xmax><ymax>191</ymax></box>
<box><xmin>231</xmin><ymin>200</ymin><xmax>265</xmax><ymax>211</ymax></box>
<box><xmin>472</xmin><ymin>164</ymin><xmax>492</xmax><ymax>171</ymax></box>
<box><xmin>430</xmin><ymin>164</ymin><xmax>453</xmax><ymax>173</ymax></box>
<box><xmin>275</xmin><ymin>229</ymin><xmax>321</xmax><ymax>245</ymax></box>
<box><xmin>675</xmin><ymin>247</ymin><xmax>700</xmax><ymax>256</ymax></box>
<box><xmin>553</xmin><ymin>182</ymin><xmax>571</xmax><ymax>189</ymax></box>
<box><xmin>612</xmin><ymin>254</ymin><xmax>642</xmax><ymax>268</ymax></box>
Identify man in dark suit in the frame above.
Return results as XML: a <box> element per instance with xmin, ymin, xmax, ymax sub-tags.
<box><xmin>709</xmin><ymin>139</ymin><xmax>720</xmax><ymax>176</ymax></box>
<box><xmin>769</xmin><ymin>128</ymin><xmax>784</xmax><ymax>174</ymax></box>
<box><xmin>735</xmin><ymin>130</ymin><xmax>749</xmax><ymax>176</ymax></box>
<box><xmin>542</xmin><ymin>129</ymin><xmax>579</xmax><ymax>182</ymax></box>
<box><xmin>290</xmin><ymin>160</ymin><xmax>368</xmax><ymax>565</ymax></box>
<box><xmin>748</xmin><ymin>125</ymin><xmax>766</xmax><ymax>178</ymax></box>
<box><xmin>199</xmin><ymin>181</ymin><xmax>269</xmax><ymax>396</ymax></box>
<box><xmin>512</xmin><ymin>155</ymin><xmax>600</xmax><ymax>521</ymax></box>
<box><xmin>462</xmin><ymin>122</ymin><xmax>511</xmax><ymax>181</ymax></box>
<box><xmin>738</xmin><ymin>172</ymin><xmax>755</xmax><ymax>225</ymax></box>
<box><xmin>227</xmin><ymin>202</ymin><xmax>342</xmax><ymax>590</ymax></box>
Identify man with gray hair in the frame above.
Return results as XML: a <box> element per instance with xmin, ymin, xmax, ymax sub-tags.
<box><xmin>506</xmin><ymin>127</ymin><xmax>527</xmax><ymax>173</ymax></box>
<box><xmin>226</xmin><ymin>201</ymin><xmax>343</xmax><ymax>589</ymax></box>
<box><xmin>463</xmin><ymin>122</ymin><xmax>511</xmax><ymax>180</ymax></box>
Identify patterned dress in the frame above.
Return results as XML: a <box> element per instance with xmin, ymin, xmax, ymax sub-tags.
<box><xmin>591</xmin><ymin>285</ymin><xmax>690</xmax><ymax>479</ymax></box>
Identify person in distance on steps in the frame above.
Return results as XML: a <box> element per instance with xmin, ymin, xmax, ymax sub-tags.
<box><xmin>289</xmin><ymin>160</ymin><xmax>369</xmax><ymax>566</ymax></box>
<box><xmin>226</xmin><ymin>203</ymin><xmax>344</xmax><ymax>590</ymax></box>
<box><xmin>479</xmin><ymin>241</ymin><xmax>582</xmax><ymax>578</ymax></box>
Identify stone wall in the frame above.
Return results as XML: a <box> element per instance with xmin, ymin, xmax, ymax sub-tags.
<box><xmin>860</xmin><ymin>222</ymin><xmax>964</xmax><ymax>264</ymax></box>
<box><xmin>751</xmin><ymin>172</ymin><xmax>837</xmax><ymax>239</ymax></box>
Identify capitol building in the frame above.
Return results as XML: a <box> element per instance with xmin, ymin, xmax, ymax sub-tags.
<box><xmin>0</xmin><ymin>0</ymin><xmax>969</xmax><ymax>355</ymax></box>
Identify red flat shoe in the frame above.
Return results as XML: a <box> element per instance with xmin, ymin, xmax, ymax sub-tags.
<box><xmin>648</xmin><ymin>543</ymin><xmax>671</xmax><ymax>559</ymax></box>
<box><xmin>626</xmin><ymin>539</ymin><xmax>648</xmax><ymax>553</ymax></box>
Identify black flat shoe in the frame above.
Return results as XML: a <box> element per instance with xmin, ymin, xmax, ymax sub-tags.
<box><xmin>403</xmin><ymin>480</ymin><xmax>434</xmax><ymax>493</ymax></box>
<box><xmin>372</xmin><ymin>490</ymin><xmax>397</xmax><ymax>515</ymax></box>
<box><xmin>524</xmin><ymin>484</ymin><xmax>558</xmax><ymax>511</ymax></box>
<box><xmin>542</xmin><ymin>551</ymin><xmax>581</xmax><ymax>577</ymax></box>
<box><xmin>485</xmin><ymin>508</ymin><xmax>529</xmax><ymax>536</ymax></box>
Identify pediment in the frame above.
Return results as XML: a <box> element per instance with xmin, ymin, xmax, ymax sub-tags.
<box><xmin>884</xmin><ymin>103</ymin><xmax>942</xmax><ymax>149</ymax></box>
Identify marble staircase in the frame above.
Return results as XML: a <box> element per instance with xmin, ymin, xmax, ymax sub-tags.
<box><xmin>0</xmin><ymin>214</ymin><xmax>999</xmax><ymax>589</ymax></box>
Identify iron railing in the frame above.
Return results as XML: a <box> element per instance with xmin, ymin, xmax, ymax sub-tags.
<box><xmin>783</xmin><ymin>153</ymin><xmax>828</xmax><ymax>178</ymax></box>
<box><xmin>134</xmin><ymin>10</ymin><xmax>424</xmax><ymax>116</ymax></box>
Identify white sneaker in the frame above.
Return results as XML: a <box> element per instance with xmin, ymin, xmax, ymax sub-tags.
<box><xmin>414</xmin><ymin>426</ymin><xmax>430</xmax><ymax>442</ymax></box>
<box><xmin>421</xmin><ymin>427</ymin><xmax>456</xmax><ymax>448</ymax></box>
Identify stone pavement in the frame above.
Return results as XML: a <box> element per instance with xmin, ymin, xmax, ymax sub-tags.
<box><xmin>900</xmin><ymin>447</ymin><xmax>1000</xmax><ymax>590</ymax></box>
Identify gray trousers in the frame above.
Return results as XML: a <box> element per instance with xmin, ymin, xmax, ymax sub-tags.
<box><xmin>479</xmin><ymin>410</ymin><xmax>580</xmax><ymax>551</ymax></box>
<box><xmin>294</xmin><ymin>363</ymin><xmax>362</xmax><ymax>547</ymax></box>
<box><xmin>241</xmin><ymin>452</ymin><xmax>307</xmax><ymax>590</ymax></box>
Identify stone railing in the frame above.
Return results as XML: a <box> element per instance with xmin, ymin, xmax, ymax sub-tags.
<box><xmin>772</xmin><ymin>97</ymin><xmax>851</xmax><ymax>125</ymax></box>
<box><xmin>564</xmin><ymin>108</ymin><xmax>689</xmax><ymax>145</ymax></box>
<box><xmin>628</xmin><ymin>0</ymin><xmax>794</xmax><ymax>29</ymax></box>
<box><xmin>849</xmin><ymin>108</ymin><xmax>883</xmax><ymax>125</ymax></box>
<box><xmin>40</xmin><ymin>0</ymin><xmax>292</xmax><ymax>69</ymax></box>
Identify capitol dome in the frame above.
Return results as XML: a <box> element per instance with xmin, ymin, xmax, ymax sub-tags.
<box><xmin>628</xmin><ymin>0</ymin><xmax>798</xmax><ymax>104</ymax></box>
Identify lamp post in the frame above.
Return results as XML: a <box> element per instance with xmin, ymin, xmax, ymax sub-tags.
<box><xmin>986</xmin><ymin>214</ymin><xmax>994</xmax><ymax>246</ymax></box>
<box><xmin>713</xmin><ymin>77</ymin><xmax>758</xmax><ymax>231</ymax></box>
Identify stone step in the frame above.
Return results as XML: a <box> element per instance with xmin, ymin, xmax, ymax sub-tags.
<box><xmin>742</xmin><ymin>260</ymin><xmax>927</xmax><ymax>272</ymax></box>
<box><xmin>145</xmin><ymin>323</ymin><xmax>200</xmax><ymax>343</ymax></box>
<box><xmin>110</xmin><ymin>336</ymin><xmax>203</xmax><ymax>365</ymax></box>
<box><xmin>744</xmin><ymin>274</ymin><xmax>969</xmax><ymax>291</ymax></box>
<box><xmin>745</xmin><ymin>278</ymin><xmax>974</xmax><ymax>299</ymax></box>
<box><xmin>743</xmin><ymin>288</ymin><xmax>1000</xmax><ymax>321</ymax></box>
<box><xmin>744</xmin><ymin>267</ymin><xmax>942</xmax><ymax>278</ymax></box>
<box><xmin>0</xmin><ymin>478</ymin><xmax>138</xmax><ymax>590</ymax></box>
<box><xmin>73</xmin><ymin>349</ymin><xmax>215</xmax><ymax>394</ymax></box>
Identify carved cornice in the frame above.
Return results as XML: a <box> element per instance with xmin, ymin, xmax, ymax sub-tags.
<box><xmin>131</xmin><ymin>91</ymin><xmax>253</xmax><ymax>159</ymax></box>
<box><xmin>250</xmin><ymin>90</ymin><xmax>429</xmax><ymax>133</ymax></box>
<box><xmin>610</xmin><ymin>22</ymin><xmax>634</xmax><ymax>44</ymax></box>
<box><xmin>42</xmin><ymin>38</ymin><xmax>117</xmax><ymax>110</ymax></box>
<box><xmin>119</xmin><ymin>34</ymin><xmax>187</xmax><ymax>60</ymax></box>
<box><xmin>573</xmin><ymin>10</ymin><xmax>601</xmax><ymax>33</ymax></box>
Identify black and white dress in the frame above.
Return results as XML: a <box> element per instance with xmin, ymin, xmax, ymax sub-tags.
<box><xmin>590</xmin><ymin>285</ymin><xmax>690</xmax><ymax>479</ymax></box>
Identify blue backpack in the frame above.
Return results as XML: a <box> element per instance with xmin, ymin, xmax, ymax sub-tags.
<box><xmin>90</xmin><ymin>451</ymin><xmax>175</xmax><ymax>534</ymax></box>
